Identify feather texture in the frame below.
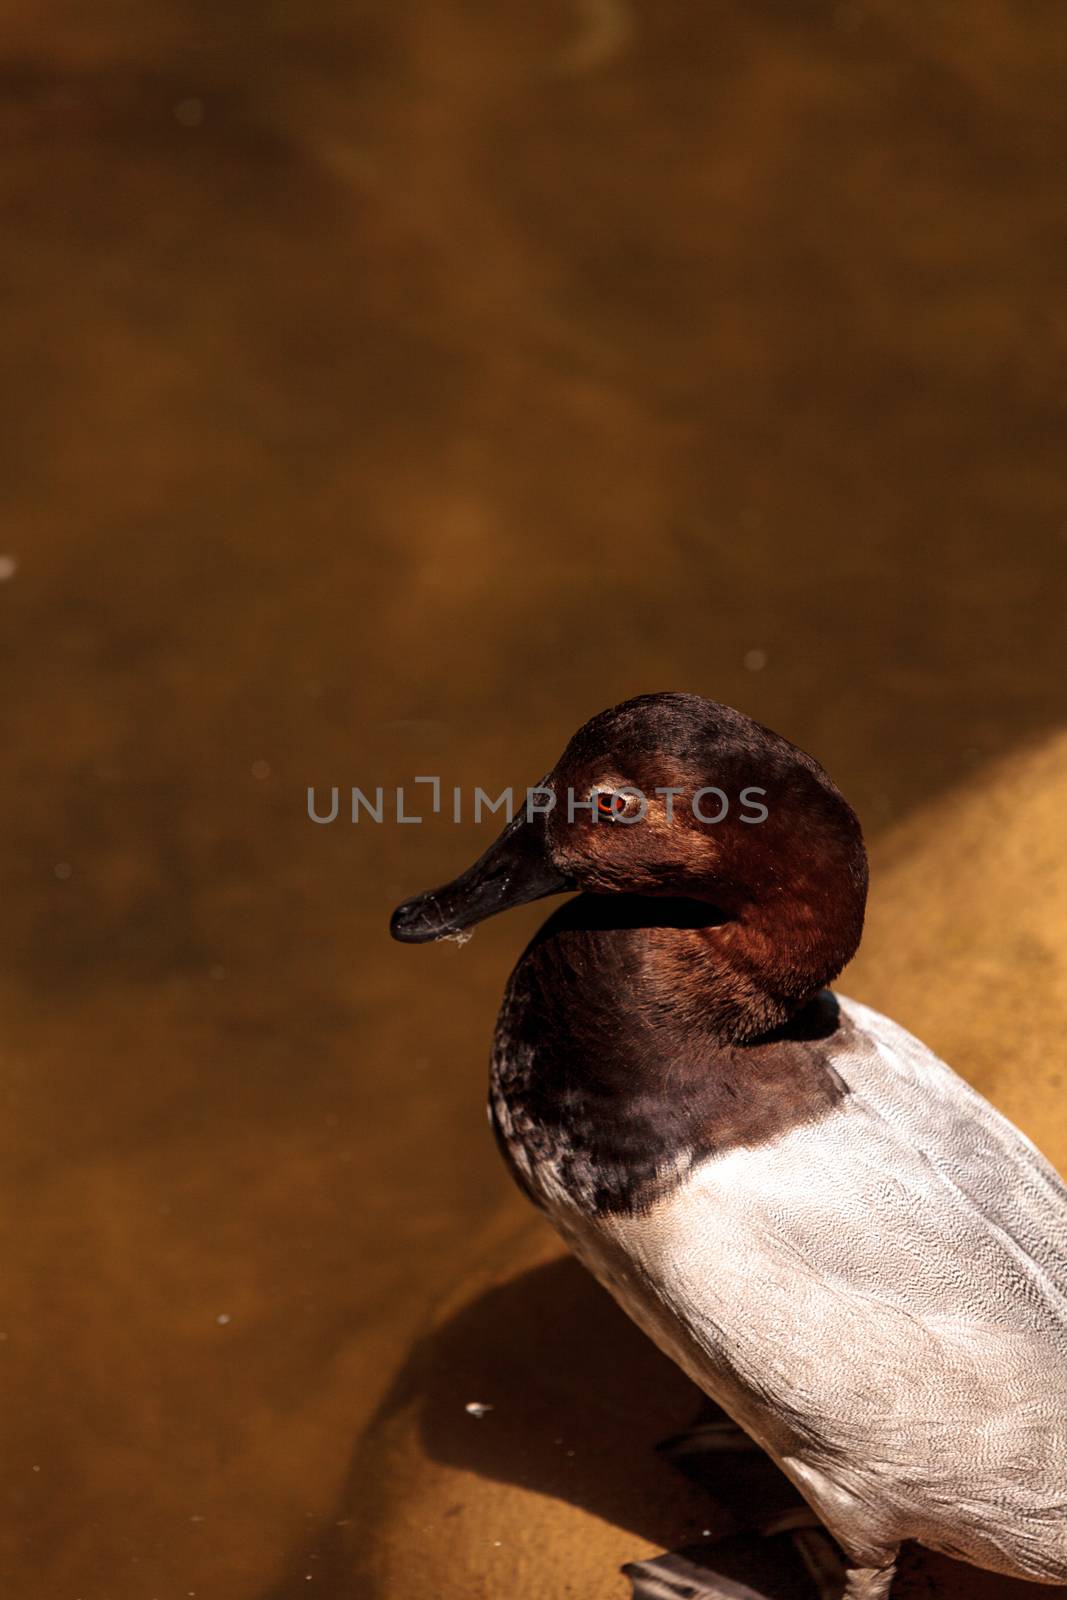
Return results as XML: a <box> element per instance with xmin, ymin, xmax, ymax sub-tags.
<box><xmin>519</xmin><ymin>997</ymin><xmax>1067</xmax><ymax>1582</ymax></box>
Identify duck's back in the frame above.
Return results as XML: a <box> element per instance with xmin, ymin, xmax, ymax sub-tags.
<box><xmin>494</xmin><ymin>993</ymin><xmax>1067</xmax><ymax>1582</ymax></box>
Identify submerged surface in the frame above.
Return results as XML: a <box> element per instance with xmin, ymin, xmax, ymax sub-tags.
<box><xmin>0</xmin><ymin>1</ymin><xmax>1066</xmax><ymax>1595</ymax></box>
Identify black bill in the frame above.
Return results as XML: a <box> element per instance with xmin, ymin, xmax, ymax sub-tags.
<box><xmin>389</xmin><ymin>805</ymin><xmax>572</xmax><ymax>944</ymax></box>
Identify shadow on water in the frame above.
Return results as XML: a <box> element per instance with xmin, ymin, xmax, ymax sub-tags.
<box><xmin>257</xmin><ymin>1257</ymin><xmax>1062</xmax><ymax>1600</ymax></box>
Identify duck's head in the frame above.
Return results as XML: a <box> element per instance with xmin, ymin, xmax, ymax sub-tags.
<box><xmin>390</xmin><ymin>693</ymin><xmax>867</xmax><ymax>1040</ymax></box>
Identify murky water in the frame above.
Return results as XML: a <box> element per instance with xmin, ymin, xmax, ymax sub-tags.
<box><xmin>1</xmin><ymin>2</ymin><xmax>1066</xmax><ymax>1595</ymax></box>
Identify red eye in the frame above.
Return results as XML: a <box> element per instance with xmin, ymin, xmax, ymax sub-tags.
<box><xmin>596</xmin><ymin>791</ymin><xmax>626</xmax><ymax>819</ymax></box>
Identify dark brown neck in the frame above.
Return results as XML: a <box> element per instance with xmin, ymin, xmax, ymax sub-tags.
<box><xmin>526</xmin><ymin>879</ymin><xmax>864</xmax><ymax>1049</ymax></box>
<box><xmin>642</xmin><ymin>921</ymin><xmax>793</xmax><ymax>1045</ymax></box>
<box><xmin>490</xmin><ymin>897</ymin><xmax>853</xmax><ymax>1215</ymax></box>
<box><xmin>494</xmin><ymin>887</ymin><xmax>860</xmax><ymax>1120</ymax></box>
<box><xmin>693</xmin><ymin>886</ymin><xmax>866</xmax><ymax>1044</ymax></box>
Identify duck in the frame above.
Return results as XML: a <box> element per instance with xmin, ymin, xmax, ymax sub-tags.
<box><xmin>390</xmin><ymin>692</ymin><xmax>1067</xmax><ymax>1600</ymax></box>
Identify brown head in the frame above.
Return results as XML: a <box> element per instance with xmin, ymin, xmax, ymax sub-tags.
<box><xmin>390</xmin><ymin>692</ymin><xmax>868</xmax><ymax>1042</ymax></box>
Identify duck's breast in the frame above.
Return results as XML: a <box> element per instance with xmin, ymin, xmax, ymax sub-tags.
<box><xmin>535</xmin><ymin>996</ymin><xmax>1067</xmax><ymax>1581</ymax></box>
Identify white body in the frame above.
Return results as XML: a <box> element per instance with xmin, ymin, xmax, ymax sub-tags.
<box><xmin>524</xmin><ymin>997</ymin><xmax>1067</xmax><ymax>1580</ymax></box>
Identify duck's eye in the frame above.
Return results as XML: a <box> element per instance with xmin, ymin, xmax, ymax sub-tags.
<box><xmin>595</xmin><ymin>790</ymin><xmax>628</xmax><ymax>820</ymax></box>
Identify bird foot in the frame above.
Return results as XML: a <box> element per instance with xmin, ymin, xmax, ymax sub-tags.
<box><xmin>656</xmin><ymin>1405</ymin><xmax>820</xmax><ymax>1538</ymax></box>
<box><xmin>627</xmin><ymin>1407</ymin><xmax>855</xmax><ymax>1600</ymax></box>
<box><xmin>624</xmin><ymin>1530</ymin><xmax>842</xmax><ymax>1599</ymax></box>
<box><xmin>623</xmin><ymin>1547</ymin><xmax>783</xmax><ymax>1598</ymax></box>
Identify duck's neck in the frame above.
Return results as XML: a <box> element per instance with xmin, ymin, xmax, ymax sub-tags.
<box><xmin>664</xmin><ymin>880</ymin><xmax>865</xmax><ymax>1045</ymax></box>
<box><xmin>641</xmin><ymin>917</ymin><xmax>793</xmax><ymax>1045</ymax></box>
<box><xmin>511</xmin><ymin>877</ymin><xmax>862</xmax><ymax>1049</ymax></box>
<box><xmin>491</xmin><ymin>898</ymin><xmax>851</xmax><ymax>1216</ymax></box>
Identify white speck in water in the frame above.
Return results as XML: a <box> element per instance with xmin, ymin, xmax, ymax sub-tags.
<box><xmin>492</xmin><ymin>1540</ymin><xmax>502</xmax><ymax>1547</ymax></box>
<box><xmin>32</xmin><ymin>1465</ymin><xmax>40</xmax><ymax>1472</ymax></box>
<box><xmin>216</xmin><ymin>1313</ymin><xmax>231</xmax><ymax>1325</ymax></box>
<box><xmin>0</xmin><ymin>555</ymin><xmax>17</xmax><ymax>581</ymax></box>
<box><xmin>174</xmin><ymin>97</ymin><xmax>205</xmax><ymax>127</ymax></box>
<box><xmin>251</xmin><ymin>759</ymin><xmax>271</xmax><ymax>781</ymax></box>
<box><xmin>54</xmin><ymin>862</ymin><xmax>73</xmax><ymax>880</ymax></box>
<box><xmin>743</xmin><ymin>648</ymin><xmax>767</xmax><ymax>672</ymax></box>
<box><xmin>702</xmin><ymin>1528</ymin><xmax>712</xmax><ymax>1537</ymax></box>
<box><xmin>465</xmin><ymin>1401</ymin><xmax>493</xmax><ymax>1418</ymax></box>
<box><xmin>442</xmin><ymin>927</ymin><xmax>474</xmax><ymax>946</ymax></box>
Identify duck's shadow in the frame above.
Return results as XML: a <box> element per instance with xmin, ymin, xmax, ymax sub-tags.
<box><xmin>257</xmin><ymin>1257</ymin><xmax>1061</xmax><ymax>1600</ymax></box>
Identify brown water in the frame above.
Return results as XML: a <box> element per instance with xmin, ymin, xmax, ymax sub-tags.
<box><xmin>1</xmin><ymin>2</ymin><xmax>1066</xmax><ymax>1595</ymax></box>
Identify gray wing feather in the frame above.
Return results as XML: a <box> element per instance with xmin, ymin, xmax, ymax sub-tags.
<box><xmin>598</xmin><ymin>997</ymin><xmax>1067</xmax><ymax>1578</ymax></box>
<box><xmin>838</xmin><ymin>995</ymin><xmax>1067</xmax><ymax>1307</ymax></box>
